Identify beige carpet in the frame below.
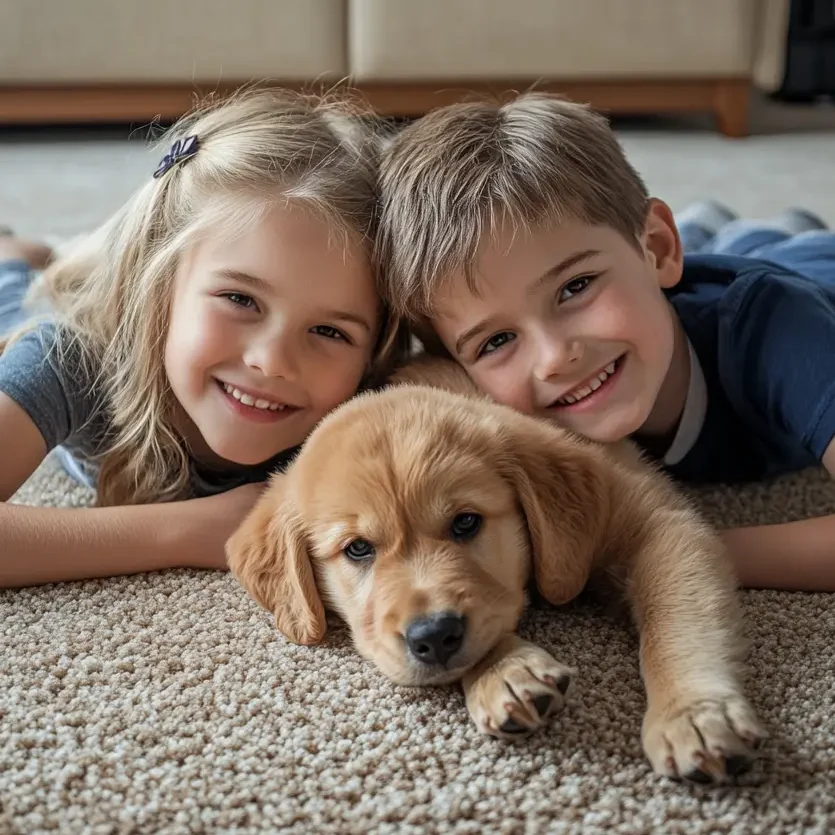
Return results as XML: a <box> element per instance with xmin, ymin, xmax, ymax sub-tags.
<box><xmin>2</xmin><ymin>455</ymin><xmax>835</xmax><ymax>834</ymax></box>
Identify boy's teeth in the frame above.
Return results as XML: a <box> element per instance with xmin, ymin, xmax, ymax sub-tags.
<box><xmin>222</xmin><ymin>382</ymin><xmax>285</xmax><ymax>411</ymax></box>
<box><xmin>556</xmin><ymin>360</ymin><xmax>618</xmax><ymax>406</ymax></box>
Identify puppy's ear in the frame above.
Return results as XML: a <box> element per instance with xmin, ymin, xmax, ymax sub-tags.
<box><xmin>226</xmin><ymin>477</ymin><xmax>326</xmax><ymax>645</ymax></box>
<box><xmin>498</xmin><ymin>415</ymin><xmax>610</xmax><ymax>605</ymax></box>
<box><xmin>390</xmin><ymin>353</ymin><xmax>483</xmax><ymax>397</ymax></box>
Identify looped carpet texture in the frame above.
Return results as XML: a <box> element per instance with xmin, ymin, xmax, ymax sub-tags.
<box><xmin>2</xmin><ymin>454</ymin><xmax>834</xmax><ymax>834</ymax></box>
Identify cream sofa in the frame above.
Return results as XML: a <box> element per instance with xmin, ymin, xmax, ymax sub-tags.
<box><xmin>0</xmin><ymin>0</ymin><xmax>789</xmax><ymax>136</ymax></box>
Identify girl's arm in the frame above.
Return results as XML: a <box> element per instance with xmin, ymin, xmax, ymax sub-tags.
<box><xmin>721</xmin><ymin>438</ymin><xmax>835</xmax><ymax>592</ymax></box>
<box><xmin>0</xmin><ymin>392</ymin><xmax>48</xmax><ymax>502</ymax></box>
<box><xmin>0</xmin><ymin>392</ymin><xmax>265</xmax><ymax>587</ymax></box>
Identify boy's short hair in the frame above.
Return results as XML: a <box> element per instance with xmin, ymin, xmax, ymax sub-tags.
<box><xmin>376</xmin><ymin>93</ymin><xmax>650</xmax><ymax>319</ymax></box>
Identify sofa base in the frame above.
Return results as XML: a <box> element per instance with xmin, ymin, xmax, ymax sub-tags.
<box><xmin>0</xmin><ymin>78</ymin><xmax>750</xmax><ymax>137</ymax></box>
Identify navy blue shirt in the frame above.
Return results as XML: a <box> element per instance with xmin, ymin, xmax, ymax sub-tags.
<box><xmin>652</xmin><ymin>254</ymin><xmax>835</xmax><ymax>484</ymax></box>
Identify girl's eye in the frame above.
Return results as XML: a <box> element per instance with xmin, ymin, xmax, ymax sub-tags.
<box><xmin>559</xmin><ymin>275</ymin><xmax>596</xmax><ymax>302</ymax></box>
<box><xmin>477</xmin><ymin>331</ymin><xmax>516</xmax><ymax>358</ymax></box>
<box><xmin>311</xmin><ymin>324</ymin><xmax>349</xmax><ymax>342</ymax></box>
<box><xmin>222</xmin><ymin>292</ymin><xmax>257</xmax><ymax>310</ymax></box>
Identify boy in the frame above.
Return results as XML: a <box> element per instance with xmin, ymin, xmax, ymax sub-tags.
<box><xmin>376</xmin><ymin>93</ymin><xmax>835</xmax><ymax>591</ymax></box>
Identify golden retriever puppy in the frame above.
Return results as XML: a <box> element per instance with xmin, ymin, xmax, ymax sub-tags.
<box><xmin>227</xmin><ymin>359</ymin><xmax>765</xmax><ymax>784</ymax></box>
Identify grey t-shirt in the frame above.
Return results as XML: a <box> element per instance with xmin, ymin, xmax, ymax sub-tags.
<box><xmin>0</xmin><ymin>321</ymin><xmax>297</xmax><ymax>496</ymax></box>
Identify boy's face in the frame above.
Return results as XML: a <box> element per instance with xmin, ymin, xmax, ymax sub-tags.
<box><xmin>430</xmin><ymin>200</ymin><xmax>684</xmax><ymax>444</ymax></box>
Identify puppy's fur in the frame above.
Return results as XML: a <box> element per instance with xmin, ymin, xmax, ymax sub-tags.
<box><xmin>227</xmin><ymin>358</ymin><xmax>764</xmax><ymax>784</ymax></box>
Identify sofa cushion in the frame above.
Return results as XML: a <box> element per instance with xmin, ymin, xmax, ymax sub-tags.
<box><xmin>349</xmin><ymin>0</ymin><xmax>757</xmax><ymax>80</ymax></box>
<box><xmin>0</xmin><ymin>0</ymin><xmax>346</xmax><ymax>82</ymax></box>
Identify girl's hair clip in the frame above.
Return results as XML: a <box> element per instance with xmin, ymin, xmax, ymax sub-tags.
<box><xmin>153</xmin><ymin>135</ymin><xmax>200</xmax><ymax>179</ymax></box>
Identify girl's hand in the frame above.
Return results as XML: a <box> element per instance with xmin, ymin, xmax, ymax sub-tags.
<box><xmin>184</xmin><ymin>481</ymin><xmax>271</xmax><ymax>571</ymax></box>
<box><xmin>0</xmin><ymin>479</ymin><xmax>275</xmax><ymax>588</ymax></box>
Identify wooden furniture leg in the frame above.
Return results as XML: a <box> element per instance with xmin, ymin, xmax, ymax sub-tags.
<box><xmin>713</xmin><ymin>79</ymin><xmax>751</xmax><ymax>138</ymax></box>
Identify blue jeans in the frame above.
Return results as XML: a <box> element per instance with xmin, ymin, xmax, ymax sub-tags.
<box><xmin>0</xmin><ymin>259</ymin><xmax>32</xmax><ymax>336</ymax></box>
<box><xmin>677</xmin><ymin>213</ymin><xmax>835</xmax><ymax>288</ymax></box>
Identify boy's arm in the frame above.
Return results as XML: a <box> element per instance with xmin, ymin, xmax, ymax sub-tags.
<box><xmin>721</xmin><ymin>439</ymin><xmax>835</xmax><ymax>591</ymax></box>
<box><xmin>708</xmin><ymin>263</ymin><xmax>835</xmax><ymax>591</ymax></box>
<box><xmin>722</xmin><ymin>514</ymin><xmax>835</xmax><ymax>591</ymax></box>
<box><xmin>0</xmin><ymin>482</ymin><xmax>265</xmax><ymax>588</ymax></box>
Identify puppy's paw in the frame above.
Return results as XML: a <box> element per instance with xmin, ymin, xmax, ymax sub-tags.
<box><xmin>643</xmin><ymin>694</ymin><xmax>766</xmax><ymax>784</ymax></box>
<box><xmin>464</xmin><ymin>640</ymin><xmax>574</xmax><ymax>740</ymax></box>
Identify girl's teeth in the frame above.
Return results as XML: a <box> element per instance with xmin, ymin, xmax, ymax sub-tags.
<box><xmin>222</xmin><ymin>383</ymin><xmax>284</xmax><ymax>411</ymax></box>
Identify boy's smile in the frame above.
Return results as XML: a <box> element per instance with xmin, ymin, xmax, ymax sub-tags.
<box><xmin>547</xmin><ymin>355</ymin><xmax>624</xmax><ymax>411</ymax></box>
<box><xmin>431</xmin><ymin>202</ymin><xmax>690</xmax><ymax>446</ymax></box>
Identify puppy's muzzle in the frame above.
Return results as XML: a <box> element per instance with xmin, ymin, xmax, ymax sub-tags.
<box><xmin>405</xmin><ymin>613</ymin><xmax>467</xmax><ymax>666</ymax></box>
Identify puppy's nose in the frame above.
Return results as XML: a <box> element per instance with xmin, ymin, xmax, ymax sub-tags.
<box><xmin>405</xmin><ymin>613</ymin><xmax>466</xmax><ymax>666</ymax></box>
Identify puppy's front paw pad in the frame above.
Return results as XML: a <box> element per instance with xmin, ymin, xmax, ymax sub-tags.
<box><xmin>467</xmin><ymin>646</ymin><xmax>575</xmax><ymax>740</ymax></box>
<box><xmin>643</xmin><ymin>695</ymin><xmax>766</xmax><ymax>784</ymax></box>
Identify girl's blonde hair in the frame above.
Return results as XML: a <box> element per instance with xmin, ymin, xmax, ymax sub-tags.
<box><xmin>8</xmin><ymin>87</ymin><xmax>407</xmax><ymax>506</ymax></box>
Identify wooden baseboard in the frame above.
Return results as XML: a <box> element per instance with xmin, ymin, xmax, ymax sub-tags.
<box><xmin>0</xmin><ymin>78</ymin><xmax>750</xmax><ymax>137</ymax></box>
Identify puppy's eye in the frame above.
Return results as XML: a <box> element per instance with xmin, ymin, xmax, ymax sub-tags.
<box><xmin>450</xmin><ymin>512</ymin><xmax>482</xmax><ymax>542</ymax></box>
<box><xmin>344</xmin><ymin>538</ymin><xmax>375</xmax><ymax>561</ymax></box>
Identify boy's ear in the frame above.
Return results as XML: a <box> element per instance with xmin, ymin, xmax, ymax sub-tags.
<box><xmin>643</xmin><ymin>198</ymin><xmax>683</xmax><ymax>290</ymax></box>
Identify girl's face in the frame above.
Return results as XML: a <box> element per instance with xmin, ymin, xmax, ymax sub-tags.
<box><xmin>164</xmin><ymin>203</ymin><xmax>380</xmax><ymax>468</ymax></box>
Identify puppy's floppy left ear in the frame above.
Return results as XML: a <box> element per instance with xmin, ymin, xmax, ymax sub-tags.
<box><xmin>390</xmin><ymin>353</ymin><xmax>483</xmax><ymax>397</ymax></box>
<box><xmin>226</xmin><ymin>475</ymin><xmax>326</xmax><ymax>645</ymax></box>
<box><xmin>497</xmin><ymin>413</ymin><xmax>610</xmax><ymax>605</ymax></box>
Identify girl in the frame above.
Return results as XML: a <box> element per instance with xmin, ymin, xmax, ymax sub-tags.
<box><xmin>0</xmin><ymin>88</ymin><xmax>407</xmax><ymax>587</ymax></box>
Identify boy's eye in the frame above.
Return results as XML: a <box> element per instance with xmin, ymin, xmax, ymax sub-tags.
<box><xmin>221</xmin><ymin>292</ymin><xmax>257</xmax><ymax>310</ymax></box>
<box><xmin>311</xmin><ymin>324</ymin><xmax>349</xmax><ymax>342</ymax></box>
<box><xmin>477</xmin><ymin>331</ymin><xmax>516</xmax><ymax>358</ymax></box>
<box><xmin>558</xmin><ymin>275</ymin><xmax>596</xmax><ymax>302</ymax></box>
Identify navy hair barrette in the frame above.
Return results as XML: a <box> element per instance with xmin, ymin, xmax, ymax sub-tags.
<box><xmin>153</xmin><ymin>134</ymin><xmax>200</xmax><ymax>179</ymax></box>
